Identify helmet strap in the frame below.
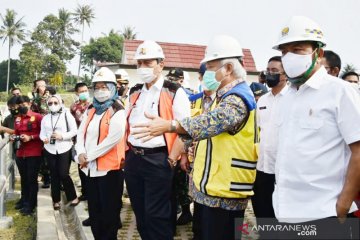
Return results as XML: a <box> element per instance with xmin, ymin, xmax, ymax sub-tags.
<box><xmin>288</xmin><ymin>49</ymin><xmax>319</xmax><ymax>86</ymax></box>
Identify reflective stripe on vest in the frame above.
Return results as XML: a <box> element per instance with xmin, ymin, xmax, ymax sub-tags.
<box><xmin>191</xmin><ymin>96</ymin><xmax>216</xmax><ymax>117</ymax></box>
<box><xmin>84</xmin><ymin>106</ymin><xmax>125</xmax><ymax>171</ymax></box>
<box><xmin>193</xmin><ymin>82</ymin><xmax>258</xmax><ymax>199</ymax></box>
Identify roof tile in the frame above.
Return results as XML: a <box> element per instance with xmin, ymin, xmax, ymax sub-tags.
<box><xmin>122</xmin><ymin>40</ymin><xmax>257</xmax><ymax>72</ymax></box>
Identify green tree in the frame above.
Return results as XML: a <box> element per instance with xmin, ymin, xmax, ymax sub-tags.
<box><xmin>42</xmin><ymin>54</ymin><xmax>66</xmax><ymax>79</ymax></box>
<box><xmin>0</xmin><ymin>9</ymin><xmax>26</xmax><ymax>92</ymax></box>
<box><xmin>121</xmin><ymin>25</ymin><xmax>137</xmax><ymax>40</ymax></box>
<box><xmin>81</xmin><ymin>30</ymin><xmax>123</xmax><ymax>72</ymax></box>
<box><xmin>341</xmin><ymin>63</ymin><xmax>357</xmax><ymax>75</ymax></box>
<box><xmin>58</xmin><ymin>8</ymin><xmax>79</xmax><ymax>59</ymax></box>
<box><xmin>19</xmin><ymin>11</ymin><xmax>78</xmax><ymax>84</ymax></box>
<box><xmin>18</xmin><ymin>42</ymin><xmax>44</xmax><ymax>84</ymax></box>
<box><xmin>0</xmin><ymin>59</ymin><xmax>21</xmax><ymax>91</ymax></box>
<box><xmin>73</xmin><ymin>4</ymin><xmax>95</xmax><ymax>79</ymax></box>
<box><xmin>31</xmin><ymin>14</ymin><xmax>78</xmax><ymax>61</ymax></box>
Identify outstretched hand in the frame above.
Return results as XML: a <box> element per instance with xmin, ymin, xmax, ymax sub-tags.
<box><xmin>131</xmin><ymin>112</ymin><xmax>170</xmax><ymax>142</ymax></box>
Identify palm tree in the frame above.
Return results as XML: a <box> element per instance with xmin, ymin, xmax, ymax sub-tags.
<box><xmin>341</xmin><ymin>63</ymin><xmax>357</xmax><ymax>75</ymax></box>
<box><xmin>121</xmin><ymin>25</ymin><xmax>137</xmax><ymax>40</ymax></box>
<box><xmin>0</xmin><ymin>9</ymin><xmax>26</xmax><ymax>92</ymax></box>
<box><xmin>58</xmin><ymin>8</ymin><xmax>78</xmax><ymax>46</ymax></box>
<box><xmin>73</xmin><ymin>4</ymin><xmax>95</xmax><ymax>80</ymax></box>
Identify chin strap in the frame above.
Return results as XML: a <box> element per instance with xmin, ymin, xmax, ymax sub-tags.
<box><xmin>288</xmin><ymin>51</ymin><xmax>319</xmax><ymax>86</ymax></box>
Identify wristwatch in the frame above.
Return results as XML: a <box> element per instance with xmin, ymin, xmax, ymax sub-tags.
<box><xmin>170</xmin><ymin>120</ymin><xmax>177</xmax><ymax>132</ymax></box>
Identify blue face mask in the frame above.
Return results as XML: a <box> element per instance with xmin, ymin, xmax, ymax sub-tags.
<box><xmin>203</xmin><ymin>66</ymin><xmax>224</xmax><ymax>91</ymax></box>
<box><xmin>78</xmin><ymin>92</ymin><xmax>89</xmax><ymax>101</ymax></box>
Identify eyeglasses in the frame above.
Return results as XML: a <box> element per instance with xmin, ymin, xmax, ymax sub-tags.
<box><xmin>48</xmin><ymin>102</ymin><xmax>59</xmax><ymax>106</ymax></box>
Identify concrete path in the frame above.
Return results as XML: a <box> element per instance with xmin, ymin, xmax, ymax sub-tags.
<box><xmin>36</xmin><ymin>163</ymin><xmax>258</xmax><ymax>239</ymax></box>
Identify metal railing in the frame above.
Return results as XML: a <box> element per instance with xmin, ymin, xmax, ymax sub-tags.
<box><xmin>0</xmin><ymin>135</ymin><xmax>15</xmax><ymax>229</ymax></box>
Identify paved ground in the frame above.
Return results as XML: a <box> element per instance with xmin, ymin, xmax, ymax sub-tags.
<box><xmin>69</xmin><ymin>163</ymin><xmax>258</xmax><ymax>240</ymax></box>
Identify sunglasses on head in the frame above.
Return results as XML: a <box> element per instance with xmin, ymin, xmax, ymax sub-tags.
<box><xmin>48</xmin><ymin>102</ymin><xmax>59</xmax><ymax>106</ymax></box>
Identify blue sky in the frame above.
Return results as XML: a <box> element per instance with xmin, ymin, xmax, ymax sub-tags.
<box><xmin>1</xmin><ymin>0</ymin><xmax>360</xmax><ymax>75</ymax></box>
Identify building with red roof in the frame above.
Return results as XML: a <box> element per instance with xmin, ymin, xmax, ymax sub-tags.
<box><xmin>98</xmin><ymin>40</ymin><xmax>259</xmax><ymax>90</ymax></box>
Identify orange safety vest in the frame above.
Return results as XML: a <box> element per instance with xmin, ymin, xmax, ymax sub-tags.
<box><xmin>127</xmin><ymin>80</ymin><xmax>180</xmax><ymax>154</ymax></box>
<box><xmin>83</xmin><ymin>100</ymin><xmax>126</xmax><ymax>171</ymax></box>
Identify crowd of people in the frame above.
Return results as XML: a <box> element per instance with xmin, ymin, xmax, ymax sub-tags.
<box><xmin>1</xmin><ymin>15</ymin><xmax>360</xmax><ymax>240</ymax></box>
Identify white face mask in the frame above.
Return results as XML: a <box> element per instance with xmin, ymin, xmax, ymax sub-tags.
<box><xmin>350</xmin><ymin>82</ymin><xmax>360</xmax><ymax>92</ymax></box>
<box><xmin>94</xmin><ymin>90</ymin><xmax>111</xmax><ymax>102</ymax></box>
<box><xmin>49</xmin><ymin>105</ymin><xmax>61</xmax><ymax>113</ymax></box>
<box><xmin>281</xmin><ymin>51</ymin><xmax>315</xmax><ymax>78</ymax></box>
<box><xmin>137</xmin><ymin>67</ymin><xmax>156</xmax><ymax>83</ymax></box>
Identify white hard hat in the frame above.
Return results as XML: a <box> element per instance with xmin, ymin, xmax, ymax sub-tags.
<box><xmin>134</xmin><ymin>40</ymin><xmax>165</xmax><ymax>60</ymax></box>
<box><xmin>114</xmin><ymin>69</ymin><xmax>129</xmax><ymax>80</ymax></box>
<box><xmin>201</xmin><ymin>35</ymin><xmax>244</xmax><ymax>63</ymax></box>
<box><xmin>273</xmin><ymin>16</ymin><xmax>327</xmax><ymax>50</ymax></box>
<box><xmin>92</xmin><ymin>67</ymin><xmax>116</xmax><ymax>84</ymax></box>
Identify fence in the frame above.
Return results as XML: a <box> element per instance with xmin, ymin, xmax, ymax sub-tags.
<box><xmin>0</xmin><ymin>135</ymin><xmax>15</xmax><ymax>229</ymax></box>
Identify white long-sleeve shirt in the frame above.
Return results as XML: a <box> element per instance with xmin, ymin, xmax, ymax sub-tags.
<box><xmin>128</xmin><ymin>76</ymin><xmax>191</xmax><ymax>148</ymax></box>
<box><xmin>40</xmin><ymin>110</ymin><xmax>77</xmax><ymax>154</ymax></box>
<box><xmin>75</xmin><ymin>108</ymin><xmax>126</xmax><ymax>177</ymax></box>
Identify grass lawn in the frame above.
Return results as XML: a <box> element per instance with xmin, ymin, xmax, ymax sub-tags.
<box><xmin>0</xmin><ymin>183</ymin><xmax>37</xmax><ymax>240</ymax></box>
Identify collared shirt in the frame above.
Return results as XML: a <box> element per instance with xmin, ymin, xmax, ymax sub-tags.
<box><xmin>256</xmin><ymin>85</ymin><xmax>289</xmax><ymax>174</ymax></box>
<box><xmin>40</xmin><ymin>111</ymin><xmax>77</xmax><ymax>155</ymax></box>
<box><xmin>14</xmin><ymin>111</ymin><xmax>43</xmax><ymax>157</ymax></box>
<box><xmin>128</xmin><ymin>76</ymin><xmax>190</xmax><ymax>148</ymax></box>
<box><xmin>273</xmin><ymin>67</ymin><xmax>360</xmax><ymax>222</ymax></box>
<box><xmin>70</xmin><ymin>100</ymin><xmax>91</xmax><ymax>127</ymax></box>
<box><xmin>202</xmin><ymin>93</ymin><xmax>216</xmax><ymax>112</ymax></box>
<box><xmin>75</xmin><ymin>108</ymin><xmax>126</xmax><ymax>177</ymax></box>
<box><xmin>180</xmin><ymin>79</ymin><xmax>249</xmax><ymax>210</ymax></box>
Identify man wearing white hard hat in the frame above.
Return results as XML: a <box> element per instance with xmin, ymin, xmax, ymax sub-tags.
<box><xmin>131</xmin><ymin>35</ymin><xmax>258</xmax><ymax>240</ymax></box>
<box><xmin>115</xmin><ymin>69</ymin><xmax>130</xmax><ymax>104</ymax></box>
<box><xmin>271</xmin><ymin>16</ymin><xmax>360</xmax><ymax>238</ymax></box>
<box><xmin>75</xmin><ymin>67</ymin><xmax>126</xmax><ymax>239</ymax></box>
<box><xmin>124</xmin><ymin>40</ymin><xmax>190</xmax><ymax>239</ymax></box>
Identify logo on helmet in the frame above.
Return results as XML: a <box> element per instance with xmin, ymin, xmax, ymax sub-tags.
<box><xmin>140</xmin><ymin>48</ymin><xmax>147</xmax><ymax>55</ymax></box>
<box><xmin>305</xmin><ymin>28</ymin><xmax>323</xmax><ymax>37</ymax></box>
<box><xmin>281</xmin><ymin>27</ymin><xmax>289</xmax><ymax>36</ymax></box>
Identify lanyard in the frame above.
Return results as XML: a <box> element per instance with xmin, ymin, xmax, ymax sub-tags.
<box><xmin>51</xmin><ymin>113</ymin><xmax>61</xmax><ymax>132</ymax></box>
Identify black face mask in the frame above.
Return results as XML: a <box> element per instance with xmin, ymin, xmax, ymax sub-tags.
<box><xmin>10</xmin><ymin>109</ymin><xmax>19</xmax><ymax>116</ymax></box>
<box><xmin>118</xmin><ymin>86</ymin><xmax>126</xmax><ymax>97</ymax></box>
<box><xmin>266</xmin><ymin>73</ymin><xmax>281</xmax><ymax>88</ymax></box>
<box><xmin>18</xmin><ymin>106</ymin><xmax>29</xmax><ymax>115</ymax></box>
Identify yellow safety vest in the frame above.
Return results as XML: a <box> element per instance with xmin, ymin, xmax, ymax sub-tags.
<box><xmin>193</xmin><ymin>83</ymin><xmax>258</xmax><ymax>199</ymax></box>
<box><xmin>191</xmin><ymin>94</ymin><xmax>216</xmax><ymax>117</ymax></box>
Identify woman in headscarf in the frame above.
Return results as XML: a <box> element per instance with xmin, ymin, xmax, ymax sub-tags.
<box><xmin>75</xmin><ymin>67</ymin><xmax>126</xmax><ymax>240</ymax></box>
<box><xmin>40</xmin><ymin>94</ymin><xmax>79</xmax><ymax>210</ymax></box>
